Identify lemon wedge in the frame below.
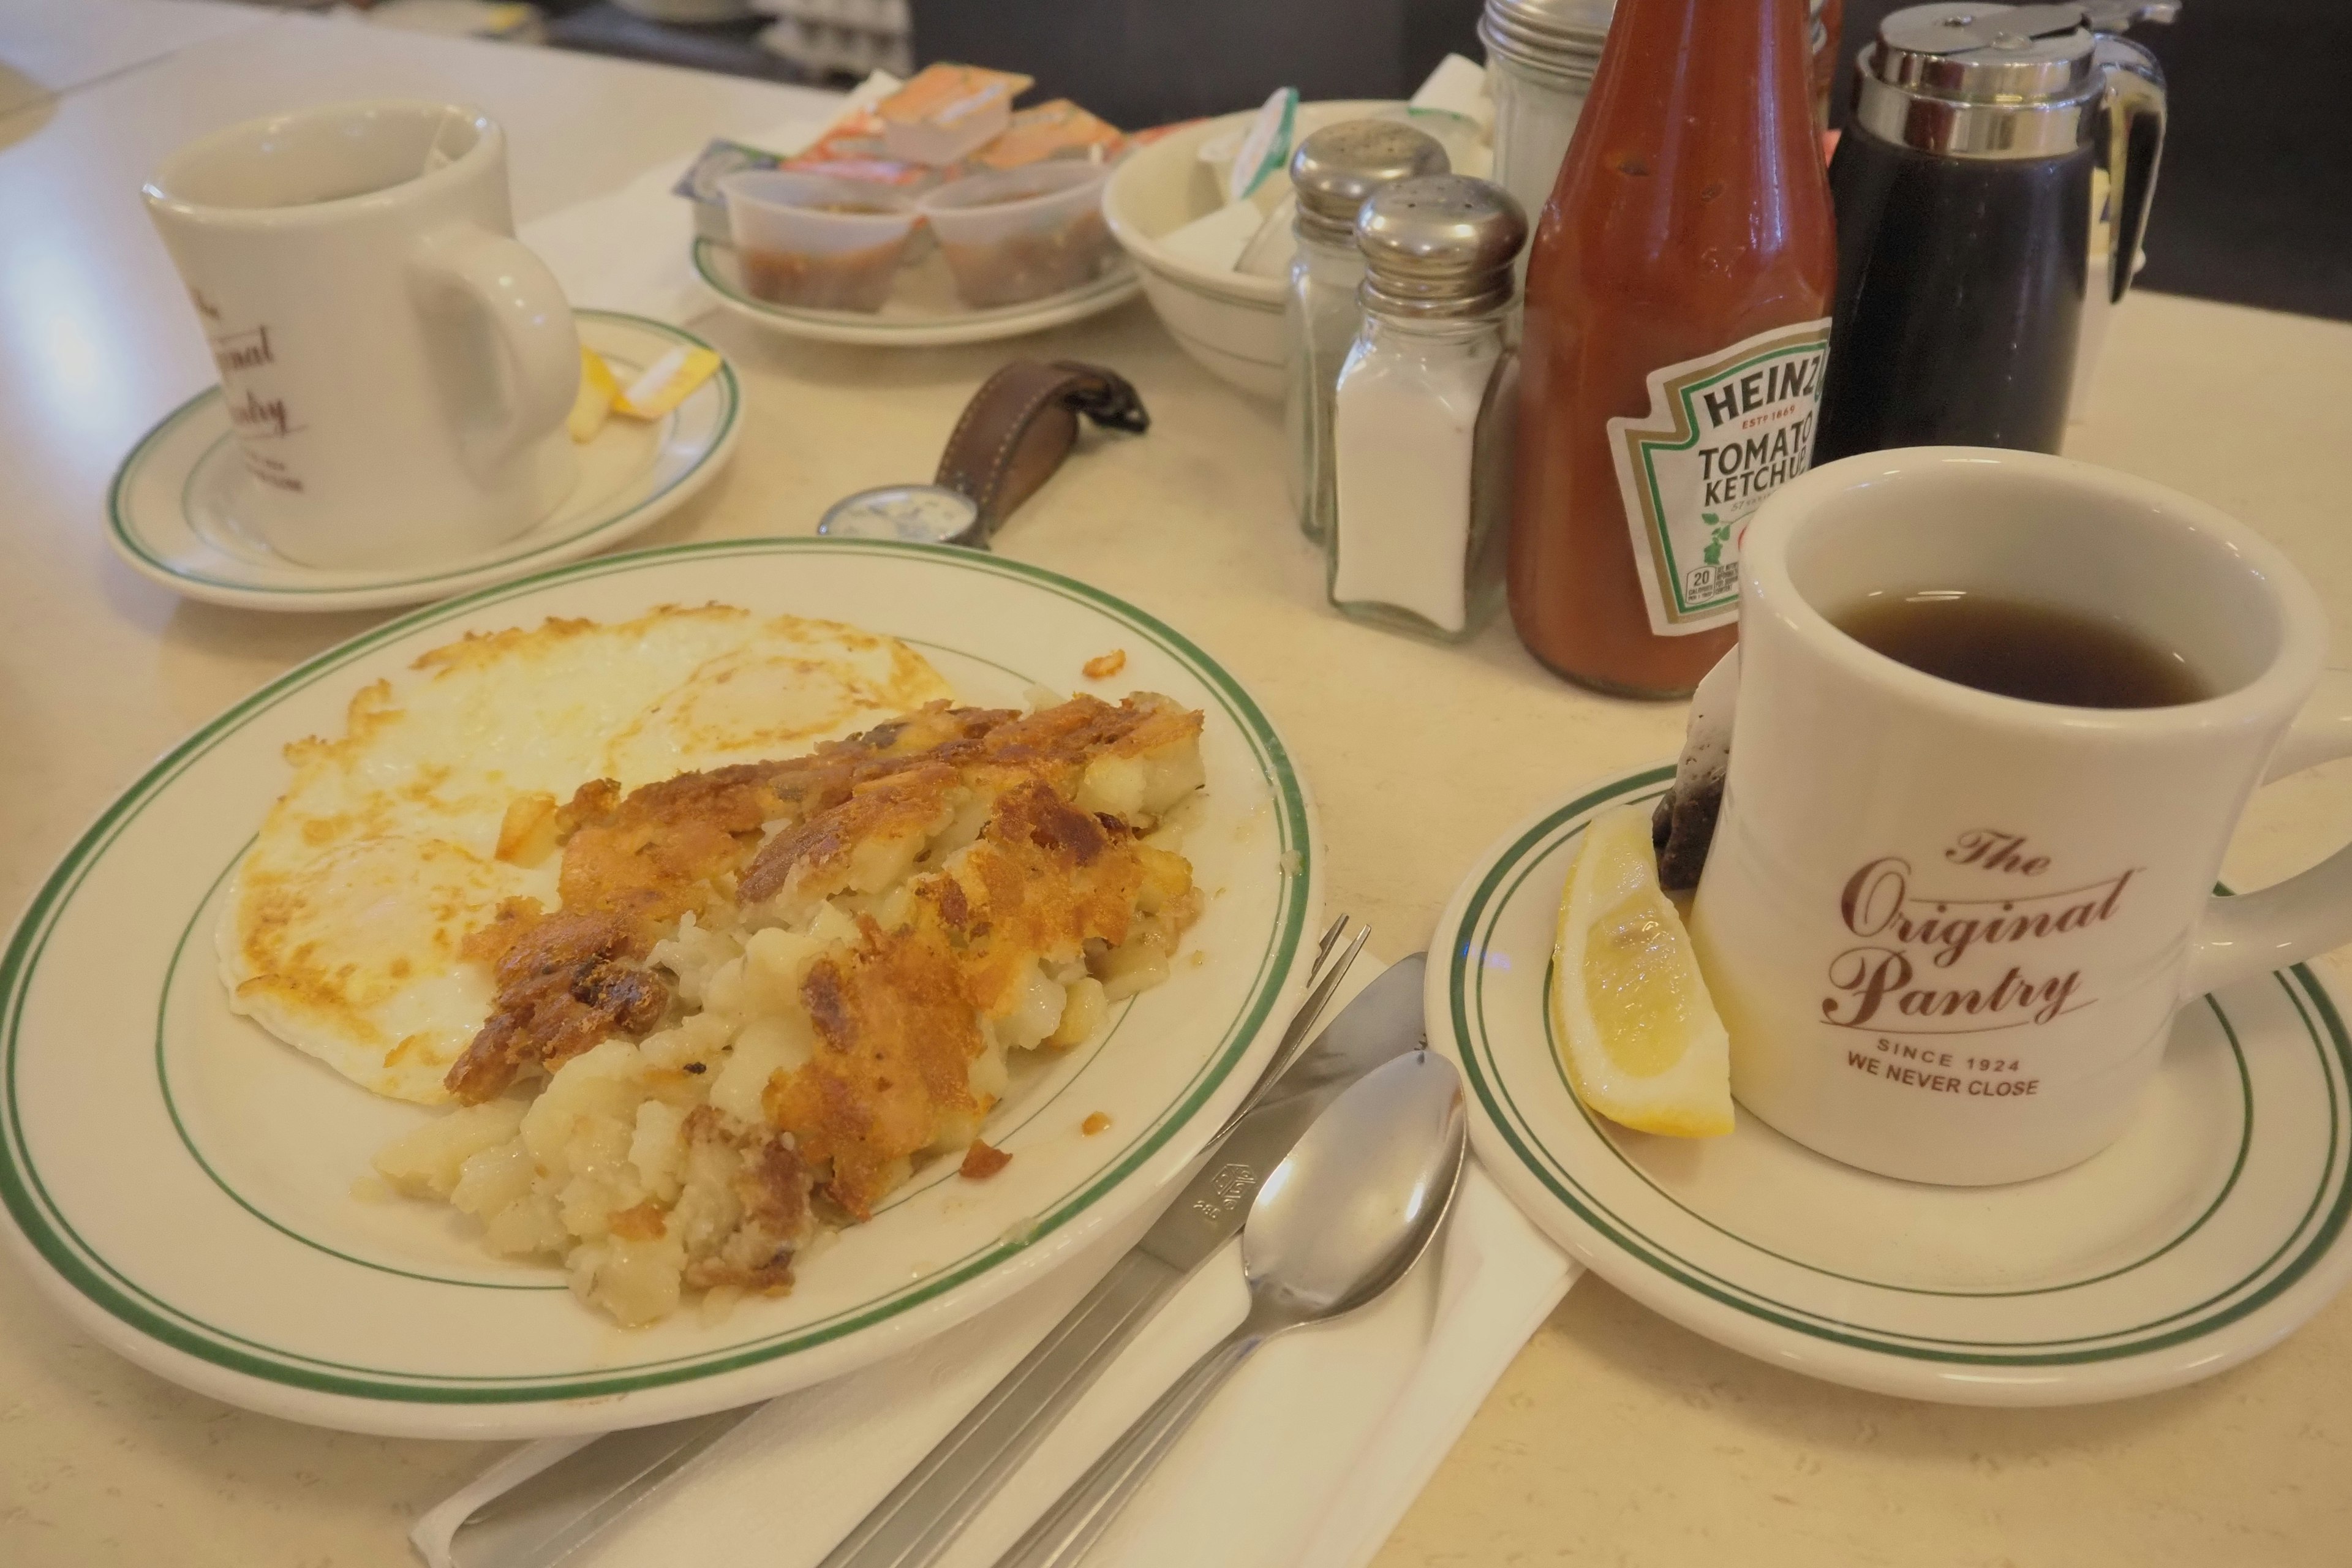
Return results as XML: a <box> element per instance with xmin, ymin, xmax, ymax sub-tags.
<box><xmin>568</xmin><ymin>345</ymin><xmax>620</xmax><ymax>443</ymax></box>
<box><xmin>1549</xmin><ymin>804</ymin><xmax>1733</xmax><ymax>1137</ymax></box>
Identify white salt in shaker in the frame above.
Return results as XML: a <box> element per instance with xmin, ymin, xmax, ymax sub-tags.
<box><xmin>1480</xmin><ymin>0</ymin><xmax>1611</xmax><ymax>240</ymax></box>
<box><xmin>1284</xmin><ymin>121</ymin><xmax>1450</xmax><ymax>545</ymax></box>
<box><xmin>1329</xmin><ymin>175</ymin><xmax>1527</xmax><ymax>643</ymax></box>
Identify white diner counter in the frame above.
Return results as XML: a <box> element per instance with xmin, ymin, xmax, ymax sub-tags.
<box><xmin>2</xmin><ymin>4</ymin><xmax>2350</xmax><ymax>1563</ymax></box>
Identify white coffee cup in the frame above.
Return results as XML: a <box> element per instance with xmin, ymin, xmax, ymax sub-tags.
<box><xmin>1690</xmin><ymin>447</ymin><xmax>2352</xmax><ymax>1186</ymax></box>
<box><xmin>143</xmin><ymin>100</ymin><xmax>578</xmax><ymax>570</ymax></box>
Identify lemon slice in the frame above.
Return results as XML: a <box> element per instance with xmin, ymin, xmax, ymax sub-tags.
<box><xmin>568</xmin><ymin>345</ymin><xmax>620</xmax><ymax>443</ymax></box>
<box><xmin>1549</xmin><ymin>805</ymin><xmax>1733</xmax><ymax>1137</ymax></box>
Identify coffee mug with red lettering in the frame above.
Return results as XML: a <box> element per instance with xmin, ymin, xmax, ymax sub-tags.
<box><xmin>143</xmin><ymin>100</ymin><xmax>578</xmax><ymax>570</ymax></box>
<box><xmin>1689</xmin><ymin>447</ymin><xmax>2352</xmax><ymax>1185</ymax></box>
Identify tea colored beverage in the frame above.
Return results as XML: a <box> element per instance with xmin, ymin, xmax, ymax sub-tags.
<box><xmin>1831</xmin><ymin>592</ymin><xmax>2209</xmax><ymax>709</ymax></box>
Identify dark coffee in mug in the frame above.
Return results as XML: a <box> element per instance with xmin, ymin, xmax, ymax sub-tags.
<box><xmin>1830</xmin><ymin>591</ymin><xmax>2209</xmax><ymax>709</ymax></box>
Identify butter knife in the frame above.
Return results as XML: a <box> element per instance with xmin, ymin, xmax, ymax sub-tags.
<box><xmin>443</xmin><ymin>930</ymin><xmax>1395</xmax><ymax>1568</ymax></box>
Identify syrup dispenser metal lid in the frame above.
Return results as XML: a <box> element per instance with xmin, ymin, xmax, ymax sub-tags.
<box><xmin>1854</xmin><ymin>1</ymin><xmax>2178</xmax><ymax>158</ymax></box>
<box><xmin>1289</xmin><ymin>121</ymin><xmax>1453</xmax><ymax>245</ymax></box>
<box><xmin>1354</xmin><ymin>174</ymin><xmax>1528</xmax><ymax>319</ymax></box>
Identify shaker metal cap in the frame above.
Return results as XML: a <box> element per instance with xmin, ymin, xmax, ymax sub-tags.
<box><xmin>1289</xmin><ymin>121</ymin><xmax>1451</xmax><ymax>243</ymax></box>
<box><xmin>1355</xmin><ymin>174</ymin><xmax>1528</xmax><ymax>317</ymax></box>
<box><xmin>1479</xmin><ymin>0</ymin><xmax>1612</xmax><ymax>81</ymax></box>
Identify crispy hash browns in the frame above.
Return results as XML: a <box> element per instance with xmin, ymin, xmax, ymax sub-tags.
<box><xmin>372</xmin><ymin>693</ymin><xmax>1207</xmax><ymax>1325</ymax></box>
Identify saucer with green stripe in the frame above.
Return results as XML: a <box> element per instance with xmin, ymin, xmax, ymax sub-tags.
<box><xmin>1430</xmin><ymin>764</ymin><xmax>2352</xmax><ymax>1406</ymax></box>
<box><xmin>105</xmin><ymin>311</ymin><xmax>739</xmax><ymax>614</ymax></box>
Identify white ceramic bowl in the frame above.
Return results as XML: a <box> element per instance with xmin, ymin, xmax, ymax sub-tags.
<box><xmin>1103</xmin><ymin>100</ymin><xmax>1402</xmax><ymax>400</ymax></box>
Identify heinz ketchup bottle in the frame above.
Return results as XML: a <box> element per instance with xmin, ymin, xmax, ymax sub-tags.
<box><xmin>1507</xmin><ymin>0</ymin><xmax>1836</xmax><ymax>697</ymax></box>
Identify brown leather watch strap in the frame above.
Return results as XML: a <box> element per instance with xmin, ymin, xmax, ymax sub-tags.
<box><xmin>934</xmin><ymin>360</ymin><xmax>1149</xmax><ymax>544</ymax></box>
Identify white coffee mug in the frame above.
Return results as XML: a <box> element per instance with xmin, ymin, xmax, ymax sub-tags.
<box><xmin>143</xmin><ymin>100</ymin><xmax>578</xmax><ymax>570</ymax></box>
<box><xmin>1691</xmin><ymin>447</ymin><xmax>2352</xmax><ymax>1186</ymax></box>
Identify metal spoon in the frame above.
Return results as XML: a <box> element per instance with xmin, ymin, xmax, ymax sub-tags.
<box><xmin>993</xmin><ymin>1049</ymin><xmax>1468</xmax><ymax>1568</ymax></box>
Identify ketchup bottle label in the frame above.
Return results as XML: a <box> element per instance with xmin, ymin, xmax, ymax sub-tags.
<box><xmin>1607</xmin><ymin>318</ymin><xmax>1831</xmax><ymax>636</ymax></box>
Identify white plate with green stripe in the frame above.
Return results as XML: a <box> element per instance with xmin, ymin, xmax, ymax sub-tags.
<box><xmin>1432</xmin><ymin>765</ymin><xmax>2352</xmax><ymax>1406</ymax></box>
<box><xmin>105</xmin><ymin>311</ymin><xmax>740</xmax><ymax>614</ymax></box>
<box><xmin>0</xmin><ymin>538</ymin><xmax>1317</xmax><ymax>1437</ymax></box>
<box><xmin>693</xmin><ymin>238</ymin><xmax>1140</xmax><ymax>348</ymax></box>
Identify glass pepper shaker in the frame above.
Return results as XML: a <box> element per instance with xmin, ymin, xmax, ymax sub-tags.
<box><xmin>1480</xmin><ymin>0</ymin><xmax>1612</xmax><ymax>239</ymax></box>
<box><xmin>1283</xmin><ymin>121</ymin><xmax>1449</xmax><ymax>545</ymax></box>
<box><xmin>1328</xmin><ymin>175</ymin><xmax>1528</xmax><ymax>643</ymax></box>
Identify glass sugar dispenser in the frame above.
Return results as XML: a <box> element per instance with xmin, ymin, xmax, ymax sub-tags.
<box><xmin>1480</xmin><ymin>0</ymin><xmax>1612</xmax><ymax>235</ymax></box>
<box><xmin>1328</xmin><ymin>175</ymin><xmax>1528</xmax><ymax>643</ymax></box>
<box><xmin>1283</xmin><ymin>121</ymin><xmax>1450</xmax><ymax>545</ymax></box>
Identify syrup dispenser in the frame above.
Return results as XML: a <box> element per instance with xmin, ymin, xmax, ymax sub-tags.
<box><xmin>1813</xmin><ymin>2</ymin><xmax>2174</xmax><ymax>461</ymax></box>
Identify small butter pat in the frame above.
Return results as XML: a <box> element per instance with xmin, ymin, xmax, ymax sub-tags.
<box><xmin>616</xmin><ymin>345</ymin><xmax>722</xmax><ymax>421</ymax></box>
<box><xmin>1235</xmin><ymin>195</ymin><xmax>1298</xmax><ymax>279</ymax></box>
<box><xmin>1227</xmin><ymin>86</ymin><xmax>1299</xmax><ymax>205</ymax></box>
<box><xmin>568</xmin><ymin>345</ymin><xmax>620</xmax><ymax>443</ymax></box>
<box><xmin>1158</xmin><ymin>200</ymin><xmax>1270</xmax><ymax>273</ymax></box>
<box><xmin>1410</xmin><ymin>53</ymin><xmax>1493</xmax><ymax>131</ymax></box>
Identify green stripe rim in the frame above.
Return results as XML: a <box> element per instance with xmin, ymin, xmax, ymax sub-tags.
<box><xmin>105</xmin><ymin>309</ymin><xmax>741</xmax><ymax>597</ymax></box>
<box><xmin>0</xmin><ymin>537</ymin><xmax>1311</xmax><ymax>1401</ymax></box>
<box><xmin>1444</xmin><ymin>769</ymin><xmax>2352</xmax><ymax>1368</ymax></box>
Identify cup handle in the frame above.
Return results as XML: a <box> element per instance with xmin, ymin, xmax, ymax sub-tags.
<box><xmin>2185</xmin><ymin>669</ymin><xmax>2352</xmax><ymax>998</ymax></box>
<box><xmin>409</xmin><ymin>226</ymin><xmax>578</xmax><ymax>464</ymax></box>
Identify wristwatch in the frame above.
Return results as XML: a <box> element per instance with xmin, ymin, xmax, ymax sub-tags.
<box><xmin>816</xmin><ymin>360</ymin><xmax>1150</xmax><ymax>549</ymax></box>
<box><xmin>818</xmin><ymin>360</ymin><xmax>1149</xmax><ymax>548</ymax></box>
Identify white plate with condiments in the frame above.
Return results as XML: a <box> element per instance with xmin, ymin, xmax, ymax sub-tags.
<box><xmin>105</xmin><ymin>311</ymin><xmax>740</xmax><ymax>614</ymax></box>
<box><xmin>1431</xmin><ymin>763</ymin><xmax>2352</xmax><ymax>1408</ymax></box>
<box><xmin>692</xmin><ymin>237</ymin><xmax>1139</xmax><ymax>348</ymax></box>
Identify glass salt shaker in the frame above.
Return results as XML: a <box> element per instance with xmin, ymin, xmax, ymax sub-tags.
<box><xmin>1328</xmin><ymin>175</ymin><xmax>1528</xmax><ymax>644</ymax></box>
<box><xmin>1480</xmin><ymin>0</ymin><xmax>1612</xmax><ymax>235</ymax></box>
<box><xmin>1284</xmin><ymin>121</ymin><xmax>1449</xmax><ymax>545</ymax></box>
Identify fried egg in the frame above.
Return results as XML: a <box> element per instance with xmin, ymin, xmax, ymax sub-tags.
<box><xmin>219</xmin><ymin>607</ymin><xmax>953</xmax><ymax>1103</ymax></box>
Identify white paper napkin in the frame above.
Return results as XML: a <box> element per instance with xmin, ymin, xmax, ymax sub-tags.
<box><xmin>413</xmin><ymin>961</ymin><xmax>1577</xmax><ymax>1568</ymax></box>
<box><xmin>516</xmin><ymin>73</ymin><xmax>899</xmax><ymax>324</ymax></box>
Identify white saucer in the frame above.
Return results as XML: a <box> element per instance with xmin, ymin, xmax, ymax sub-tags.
<box><xmin>693</xmin><ymin>237</ymin><xmax>1139</xmax><ymax>347</ymax></box>
<box><xmin>1430</xmin><ymin>763</ymin><xmax>2352</xmax><ymax>1406</ymax></box>
<box><xmin>105</xmin><ymin>311</ymin><xmax>740</xmax><ymax>613</ymax></box>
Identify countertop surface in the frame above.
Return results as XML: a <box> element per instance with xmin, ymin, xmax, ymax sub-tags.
<box><xmin>4</xmin><ymin>4</ymin><xmax>2351</xmax><ymax>1563</ymax></box>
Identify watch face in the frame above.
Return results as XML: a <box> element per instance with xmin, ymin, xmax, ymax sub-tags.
<box><xmin>816</xmin><ymin>484</ymin><xmax>984</xmax><ymax>546</ymax></box>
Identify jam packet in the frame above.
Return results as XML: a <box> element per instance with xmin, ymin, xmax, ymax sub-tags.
<box><xmin>876</xmin><ymin>62</ymin><xmax>1033</xmax><ymax>165</ymax></box>
<box><xmin>971</xmin><ymin>100</ymin><xmax>1125</xmax><ymax>170</ymax></box>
